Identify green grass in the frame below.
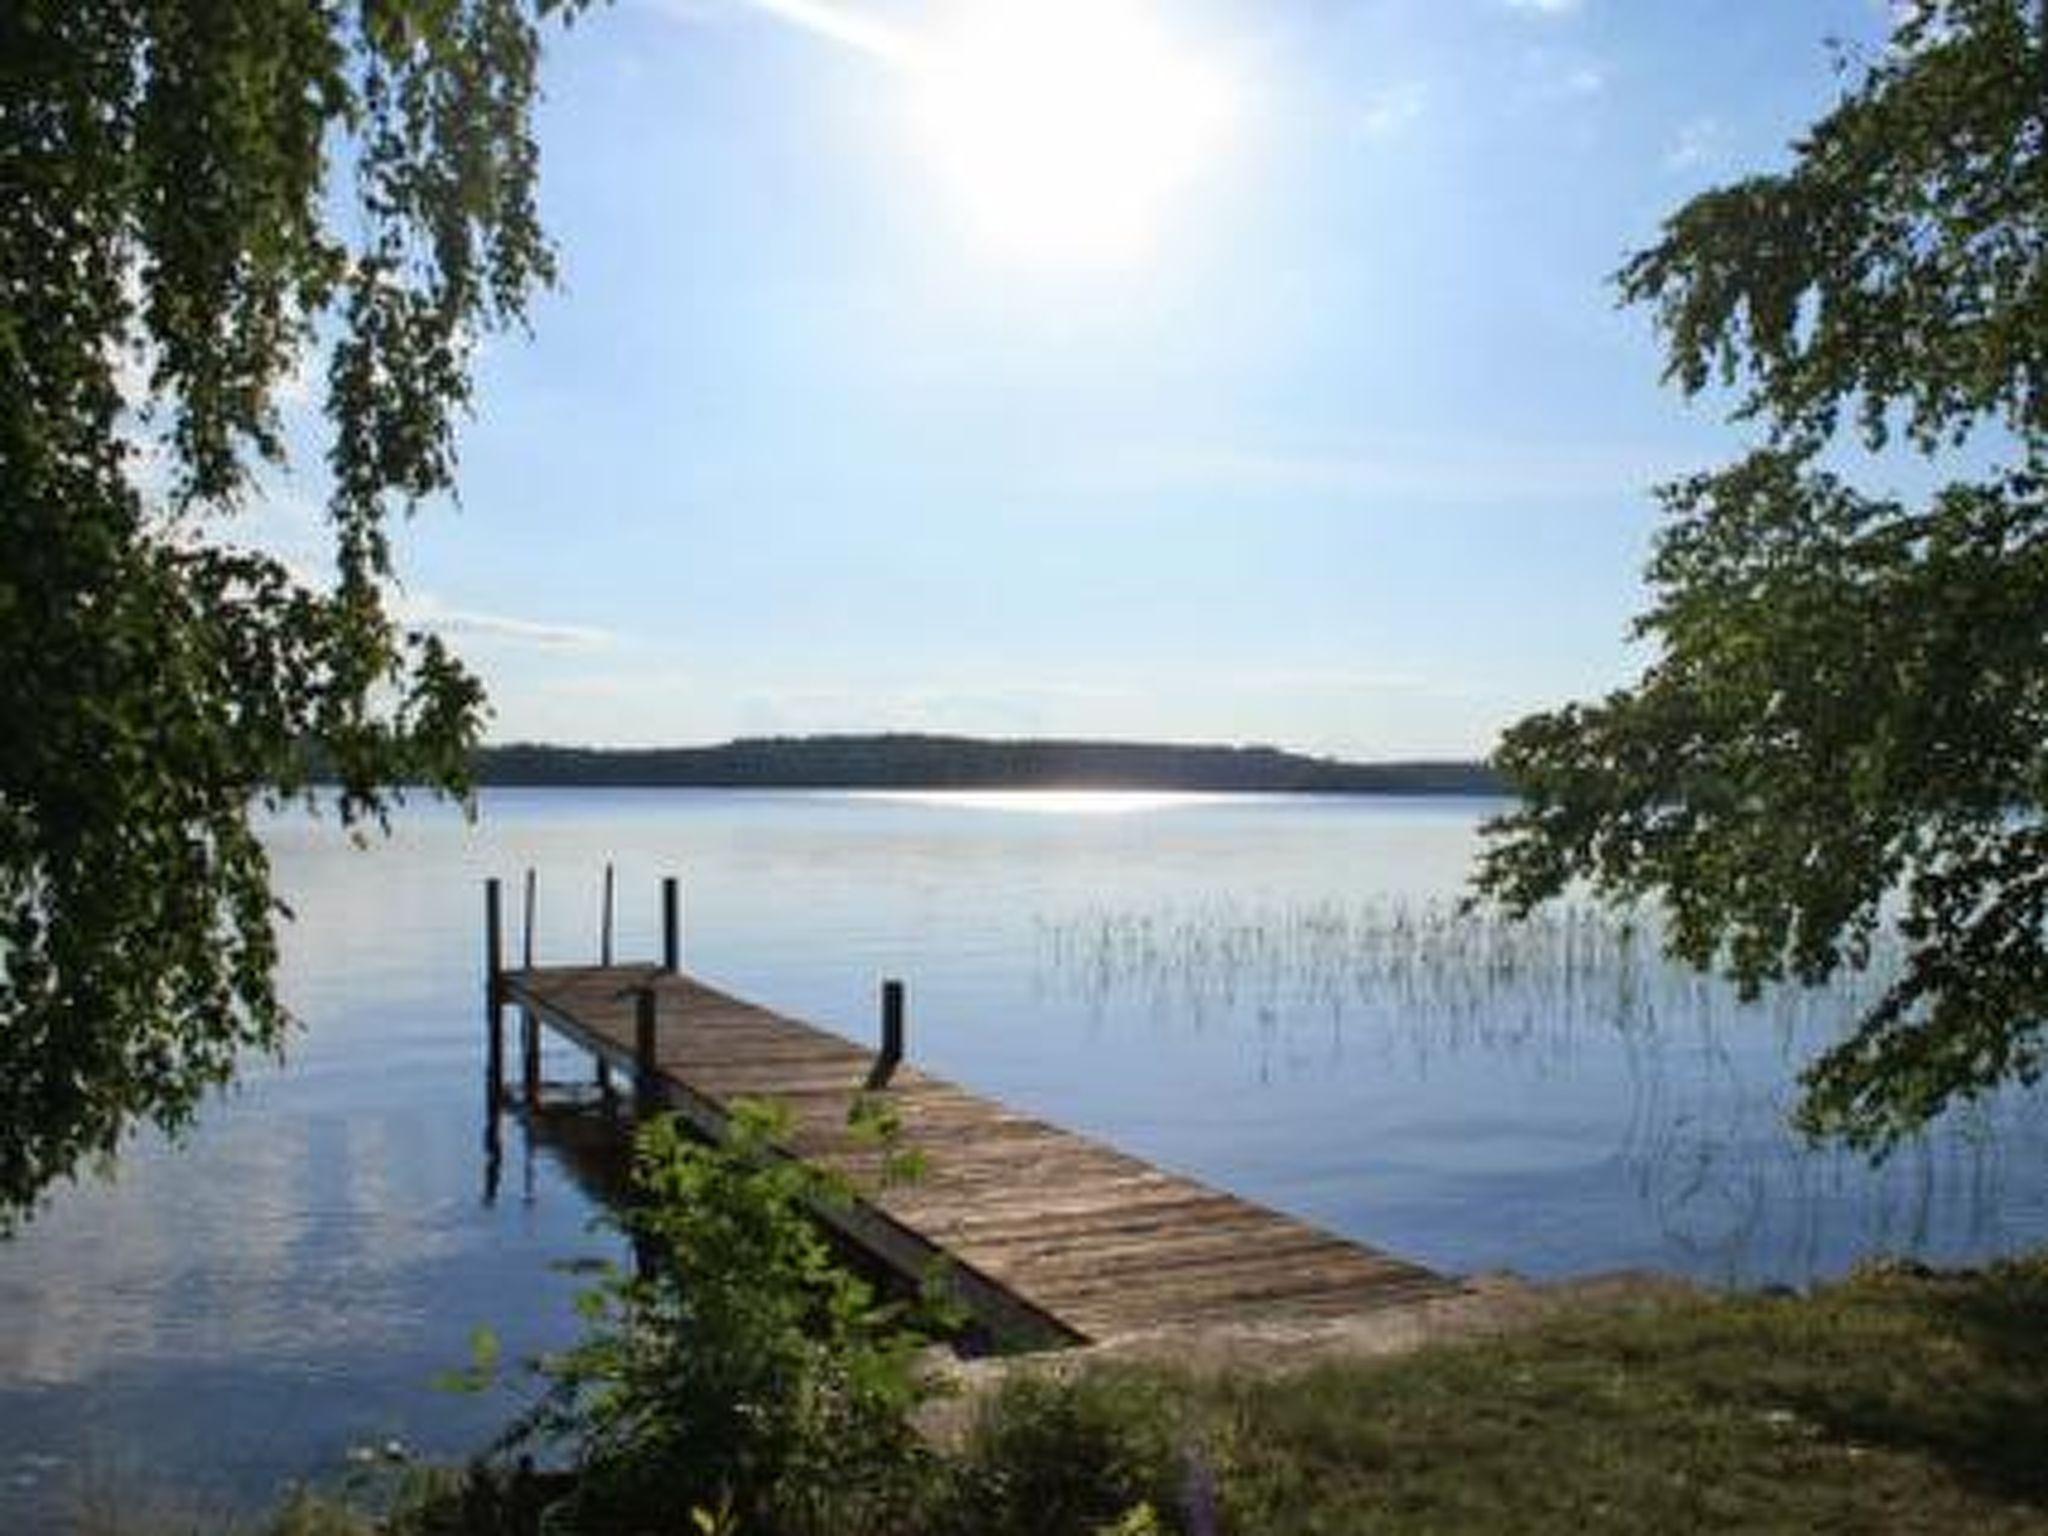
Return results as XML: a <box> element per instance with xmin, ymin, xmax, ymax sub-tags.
<box><xmin>127</xmin><ymin>1251</ymin><xmax>2048</xmax><ymax>1534</ymax></box>
<box><xmin>1089</xmin><ymin>1253</ymin><xmax>2048</xmax><ymax>1534</ymax></box>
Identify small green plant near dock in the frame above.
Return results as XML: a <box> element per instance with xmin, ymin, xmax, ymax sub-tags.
<box><xmin>465</xmin><ymin>1100</ymin><xmax>951</xmax><ymax>1535</ymax></box>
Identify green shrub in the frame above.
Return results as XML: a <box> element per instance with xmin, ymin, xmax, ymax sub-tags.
<box><xmin>511</xmin><ymin>1102</ymin><xmax>944</xmax><ymax>1535</ymax></box>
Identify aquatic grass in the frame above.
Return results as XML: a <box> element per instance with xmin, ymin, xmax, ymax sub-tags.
<box><xmin>1038</xmin><ymin>897</ymin><xmax>1897</xmax><ymax>1055</ymax></box>
<box><xmin>1033</xmin><ymin>896</ymin><xmax>1908</xmax><ymax>1116</ymax></box>
<box><xmin>1034</xmin><ymin>897</ymin><xmax>2044</xmax><ymax>1285</ymax></box>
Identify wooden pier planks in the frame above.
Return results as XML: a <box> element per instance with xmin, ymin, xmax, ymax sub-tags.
<box><xmin>498</xmin><ymin>964</ymin><xmax>1457</xmax><ymax>1345</ymax></box>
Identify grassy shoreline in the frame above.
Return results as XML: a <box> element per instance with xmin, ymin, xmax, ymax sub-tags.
<box><xmin>144</xmin><ymin>1249</ymin><xmax>2048</xmax><ymax>1535</ymax></box>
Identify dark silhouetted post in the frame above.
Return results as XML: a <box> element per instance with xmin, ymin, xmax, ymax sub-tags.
<box><xmin>635</xmin><ymin>986</ymin><xmax>660</xmax><ymax>1116</ymax></box>
<box><xmin>484</xmin><ymin>878</ymin><xmax>505</xmax><ymax>1114</ymax></box>
<box><xmin>601</xmin><ymin>862</ymin><xmax>615</xmax><ymax>967</ymax></box>
<box><xmin>518</xmin><ymin>869</ymin><xmax>539</xmax><ymax>1109</ymax></box>
<box><xmin>596</xmin><ymin>863</ymin><xmax>616</xmax><ymax>1099</ymax></box>
<box><xmin>867</xmin><ymin>978</ymin><xmax>904</xmax><ymax>1090</ymax></box>
<box><xmin>662</xmin><ymin>876</ymin><xmax>680</xmax><ymax>973</ymax></box>
<box><xmin>522</xmin><ymin>1007</ymin><xmax>540</xmax><ymax>1110</ymax></box>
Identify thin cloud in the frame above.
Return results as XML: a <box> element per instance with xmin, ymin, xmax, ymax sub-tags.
<box><xmin>1505</xmin><ymin>0</ymin><xmax>1585</xmax><ymax>13</ymax></box>
<box><xmin>1555</xmin><ymin>62</ymin><xmax>1605</xmax><ymax>96</ymax></box>
<box><xmin>1140</xmin><ymin>439</ymin><xmax>1687</xmax><ymax>506</ymax></box>
<box><xmin>395</xmin><ymin>592</ymin><xmax>615</xmax><ymax>650</ymax></box>
<box><xmin>1663</xmin><ymin>115</ymin><xmax>1728</xmax><ymax>171</ymax></box>
<box><xmin>647</xmin><ymin>0</ymin><xmax>915</xmax><ymax>67</ymax></box>
<box><xmin>1517</xmin><ymin>47</ymin><xmax>1607</xmax><ymax>101</ymax></box>
<box><xmin>435</xmin><ymin>613</ymin><xmax>613</xmax><ymax>649</ymax></box>
<box><xmin>1354</xmin><ymin>81</ymin><xmax>1427</xmax><ymax>141</ymax></box>
<box><xmin>747</xmin><ymin>0</ymin><xmax>914</xmax><ymax>64</ymax></box>
<box><xmin>1219</xmin><ymin>665</ymin><xmax>1445</xmax><ymax>699</ymax></box>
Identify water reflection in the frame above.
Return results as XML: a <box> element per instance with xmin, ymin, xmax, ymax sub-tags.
<box><xmin>1035</xmin><ymin>897</ymin><xmax>2048</xmax><ymax>1285</ymax></box>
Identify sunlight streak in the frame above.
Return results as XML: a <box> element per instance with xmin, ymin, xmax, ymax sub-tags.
<box><xmin>852</xmin><ymin>789</ymin><xmax>1233</xmax><ymax>814</ymax></box>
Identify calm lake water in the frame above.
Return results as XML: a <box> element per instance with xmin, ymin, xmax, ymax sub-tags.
<box><xmin>3</xmin><ymin>788</ymin><xmax>2045</xmax><ymax>1521</ymax></box>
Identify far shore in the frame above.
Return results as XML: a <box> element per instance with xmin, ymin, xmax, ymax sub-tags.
<box><xmin>460</xmin><ymin>732</ymin><xmax>1505</xmax><ymax>796</ymax></box>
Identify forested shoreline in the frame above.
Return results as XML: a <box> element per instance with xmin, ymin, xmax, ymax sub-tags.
<box><xmin>470</xmin><ymin>734</ymin><xmax>1504</xmax><ymax>795</ymax></box>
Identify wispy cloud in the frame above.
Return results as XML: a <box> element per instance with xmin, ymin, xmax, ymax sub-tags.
<box><xmin>1353</xmin><ymin>81</ymin><xmax>1427</xmax><ymax>141</ymax></box>
<box><xmin>1139</xmin><ymin>438</ymin><xmax>1686</xmax><ymax>506</ymax></box>
<box><xmin>735</xmin><ymin>679</ymin><xmax>1133</xmax><ymax>733</ymax></box>
<box><xmin>746</xmin><ymin>0</ymin><xmax>913</xmax><ymax>64</ymax></box>
<box><xmin>1516</xmin><ymin>47</ymin><xmax>1606</xmax><ymax>102</ymax></box>
<box><xmin>1505</xmin><ymin>0</ymin><xmax>1585</xmax><ymax>14</ymax></box>
<box><xmin>646</xmin><ymin>0</ymin><xmax>914</xmax><ymax>67</ymax></box>
<box><xmin>1551</xmin><ymin>61</ymin><xmax>1605</xmax><ymax>96</ymax></box>
<box><xmin>1216</xmin><ymin>664</ymin><xmax>1445</xmax><ymax>699</ymax></box>
<box><xmin>396</xmin><ymin>594</ymin><xmax>614</xmax><ymax>650</ymax></box>
<box><xmin>1663</xmin><ymin>115</ymin><xmax>1728</xmax><ymax>171</ymax></box>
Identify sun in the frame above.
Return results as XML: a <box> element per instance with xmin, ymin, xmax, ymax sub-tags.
<box><xmin>906</xmin><ymin>0</ymin><xmax>1240</xmax><ymax>270</ymax></box>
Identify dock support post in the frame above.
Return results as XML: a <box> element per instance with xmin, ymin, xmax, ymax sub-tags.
<box><xmin>483</xmin><ymin>878</ymin><xmax>506</xmax><ymax>1203</ymax></box>
<box><xmin>601</xmin><ymin>863</ymin><xmax>615</xmax><ymax>967</ymax></box>
<box><xmin>522</xmin><ymin>1008</ymin><xmax>540</xmax><ymax>1110</ymax></box>
<box><xmin>484</xmin><ymin>879</ymin><xmax>505</xmax><ymax>1106</ymax></box>
<box><xmin>635</xmin><ymin>986</ymin><xmax>660</xmax><ymax>1116</ymax></box>
<box><xmin>518</xmin><ymin>869</ymin><xmax>540</xmax><ymax>1109</ymax></box>
<box><xmin>662</xmin><ymin>877</ymin><xmax>680</xmax><ymax>973</ymax></box>
<box><xmin>866</xmin><ymin>979</ymin><xmax>904</xmax><ymax>1091</ymax></box>
<box><xmin>596</xmin><ymin>864</ymin><xmax>617</xmax><ymax>1099</ymax></box>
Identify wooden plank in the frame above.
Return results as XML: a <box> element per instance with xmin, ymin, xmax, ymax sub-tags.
<box><xmin>1010</xmin><ymin>1235</ymin><xmax>1399</xmax><ymax>1298</ymax></box>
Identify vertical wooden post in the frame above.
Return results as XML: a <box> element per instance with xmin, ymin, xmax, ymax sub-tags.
<box><xmin>518</xmin><ymin>868</ymin><xmax>539</xmax><ymax>1108</ymax></box>
<box><xmin>662</xmin><ymin>876</ymin><xmax>680</xmax><ymax>973</ymax></box>
<box><xmin>866</xmin><ymin>978</ymin><xmax>904</xmax><ymax>1090</ymax></box>
<box><xmin>484</xmin><ymin>878</ymin><xmax>505</xmax><ymax>1113</ymax></box>
<box><xmin>596</xmin><ymin>863</ymin><xmax>616</xmax><ymax>1098</ymax></box>
<box><xmin>635</xmin><ymin>985</ymin><xmax>659</xmax><ymax>1116</ymax></box>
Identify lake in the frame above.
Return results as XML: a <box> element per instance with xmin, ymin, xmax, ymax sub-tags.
<box><xmin>3</xmin><ymin>788</ymin><xmax>2044</xmax><ymax>1523</ymax></box>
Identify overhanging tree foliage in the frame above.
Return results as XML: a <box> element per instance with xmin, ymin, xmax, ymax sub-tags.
<box><xmin>0</xmin><ymin>1</ymin><xmax>589</xmax><ymax>1225</ymax></box>
<box><xmin>1476</xmin><ymin>0</ymin><xmax>2048</xmax><ymax>1150</ymax></box>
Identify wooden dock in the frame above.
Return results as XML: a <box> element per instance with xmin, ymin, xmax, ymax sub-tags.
<box><xmin>486</xmin><ymin>875</ymin><xmax>1457</xmax><ymax>1348</ymax></box>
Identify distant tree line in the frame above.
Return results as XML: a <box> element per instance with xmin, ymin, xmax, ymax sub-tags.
<box><xmin>468</xmin><ymin>734</ymin><xmax>1504</xmax><ymax>795</ymax></box>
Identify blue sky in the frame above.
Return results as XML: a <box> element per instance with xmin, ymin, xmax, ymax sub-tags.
<box><xmin>249</xmin><ymin>0</ymin><xmax>1899</xmax><ymax>757</ymax></box>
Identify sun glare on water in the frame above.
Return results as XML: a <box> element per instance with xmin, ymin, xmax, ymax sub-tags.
<box><xmin>857</xmin><ymin>789</ymin><xmax>1230</xmax><ymax>814</ymax></box>
<box><xmin>907</xmin><ymin>0</ymin><xmax>1241</xmax><ymax>269</ymax></box>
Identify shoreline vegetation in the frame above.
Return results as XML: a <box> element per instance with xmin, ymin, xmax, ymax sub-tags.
<box><xmin>193</xmin><ymin>1248</ymin><xmax>2048</xmax><ymax>1535</ymax></box>
<box><xmin>466</xmin><ymin>734</ymin><xmax>1504</xmax><ymax>795</ymax></box>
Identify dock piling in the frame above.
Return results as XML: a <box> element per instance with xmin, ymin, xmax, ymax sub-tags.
<box><xmin>600</xmin><ymin>863</ymin><xmax>615</xmax><ymax>967</ymax></box>
<box><xmin>522</xmin><ymin>1008</ymin><xmax>541</xmax><ymax>1110</ymax></box>
<box><xmin>519</xmin><ymin>869</ymin><xmax>541</xmax><ymax>1109</ymax></box>
<box><xmin>484</xmin><ymin>878</ymin><xmax>505</xmax><ymax>1113</ymax></box>
<box><xmin>662</xmin><ymin>877</ymin><xmax>680</xmax><ymax>973</ymax></box>
<box><xmin>866</xmin><ymin>978</ymin><xmax>904</xmax><ymax>1091</ymax></box>
<box><xmin>597</xmin><ymin>865</ymin><xmax>617</xmax><ymax>1099</ymax></box>
<box><xmin>634</xmin><ymin>986</ymin><xmax>660</xmax><ymax>1116</ymax></box>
